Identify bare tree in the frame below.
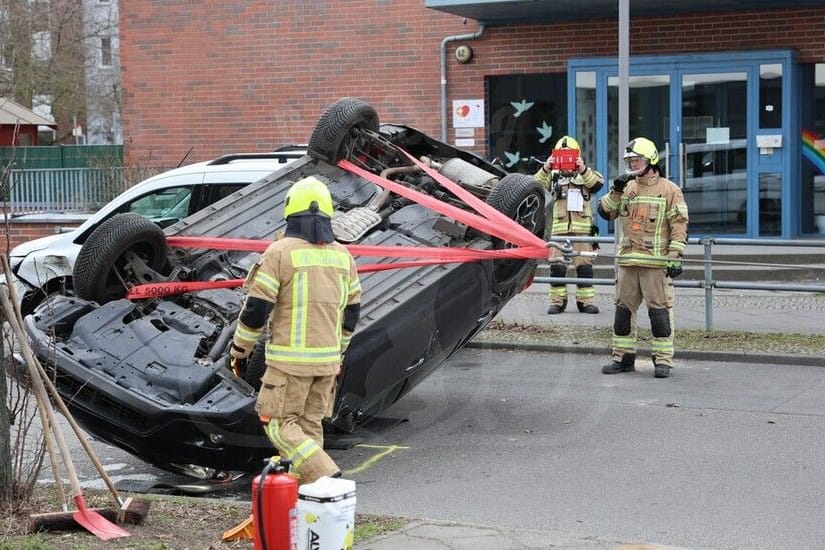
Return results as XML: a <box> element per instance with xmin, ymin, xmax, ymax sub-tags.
<box><xmin>0</xmin><ymin>327</ymin><xmax>11</xmax><ymax>508</ymax></box>
<box><xmin>0</xmin><ymin>0</ymin><xmax>120</xmax><ymax>144</ymax></box>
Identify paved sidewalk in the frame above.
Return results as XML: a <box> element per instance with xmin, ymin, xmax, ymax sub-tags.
<box><xmin>362</xmin><ymin>519</ymin><xmax>692</xmax><ymax>549</ymax></box>
<box><xmin>470</xmin><ymin>282</ymin><xmax>825</xmax><ymax>368</ymax></box>
<box><xmin>495</xmin><ymin>281</ymin><xmax>825</xmax><ymax>335</ymax></box>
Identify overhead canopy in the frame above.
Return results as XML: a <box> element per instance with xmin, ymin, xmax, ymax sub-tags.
<box><xmin>425</xmin><ymin>0</ymin><xmax>819</xmax><ymax>25</ymax></box>
<box><xmin>0</xmin><ymin>97</ymin><xmax>57</xmax><ymax>127</ymax></box>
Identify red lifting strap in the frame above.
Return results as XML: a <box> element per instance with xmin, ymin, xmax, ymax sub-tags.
<box><xmin>128</xmin><ymin>152</ymin><xmax>551</xmax><ymax>299</ymax></box>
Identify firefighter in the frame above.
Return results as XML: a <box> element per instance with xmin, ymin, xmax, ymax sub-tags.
<box><xmin>534</xmin><ymin>135</ymin><xmax>604</xmax><ymax>314</ymax></box>
<box><xmin>597</xmin><ymin>137</ymin><xmax>689</xmax><ymax>378</ymax></box>
<box><xmin>230</xmin><ymin>176</ymin><xmax>361</xmax><ymax>482</ymax></box>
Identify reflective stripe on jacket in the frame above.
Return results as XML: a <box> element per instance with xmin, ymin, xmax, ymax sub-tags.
<box><xmin>240</xmin><ymin>236</ymin><xmax>361</xmax><ymax>376</ymax></box>
<box><xmin>598</xmin><ymin>172</ymin><xmax>689</xmax><ymax>267</ymax></box>
<box><xmin>535</xmin><ymin>166</ymin><xmax>603</xmax><ymax>236</ymax></box>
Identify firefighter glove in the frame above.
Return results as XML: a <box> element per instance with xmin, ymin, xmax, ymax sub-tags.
<box><xmin>230</xmin><ymin>342</ymin><xmax>251</xmax><ymax>360</ymax></box>
<box><xmin>226</xmin><ymin>355</ymin><xmax>247</xmax><ymax>378</ymax></box>
<box><xmin>612</xmin><ymin>174</ymin><xmax>632</xmax><ymax>193</ymax></box>
<box><xmin>666</xmin><ymin>260</ymin><xmax>683</xmax><ymax>279</ymax></box>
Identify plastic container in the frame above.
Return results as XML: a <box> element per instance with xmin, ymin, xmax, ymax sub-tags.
<box><xmin>297</xmin><ymin>476</ymin><xmax>356</xmax><ymax>550</ymax></box>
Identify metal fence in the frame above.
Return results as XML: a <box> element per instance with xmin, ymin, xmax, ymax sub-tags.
<box><xmin>2</xmin><ymin>166</ymin><xmax>169</xmax><ymax>215</ymax></box>
<box><xmin>539</xmin><ymin>236</ymin><xmax>825</xmax><ymax>330</ymax></box>
<box><xmin>0</xmin><ymin>145</ymin><xmax>123</xmax><ymax>169</ymax></box>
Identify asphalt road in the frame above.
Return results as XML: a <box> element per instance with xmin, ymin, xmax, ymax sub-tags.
<box><xmin>42</xmin><ymin>348</ymin><xmax>825</xmax><ymax>549</ymax></box>
<box><xmin>331</xmin><ymin>348</ymin><xmax>825</xmax><ymax>550</ymax></box>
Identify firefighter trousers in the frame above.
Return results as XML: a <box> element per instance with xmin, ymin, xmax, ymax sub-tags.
<box><xmin>548</xmin><ymin>240</ymin><xmax>597</xmax><ymax>306</ymax></box>
<box><xmin>257</xmin><ymin>368</ymin><xmax>339</xmax><ymax>484</ymax></box>
<box><xmin>611</xmin><ymin>265</ymin><xmax>676</xmax><ymax>367</ymax></box>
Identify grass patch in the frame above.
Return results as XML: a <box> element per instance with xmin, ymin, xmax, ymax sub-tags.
<box><xmin>355</xmin><ymin>513</ymin><xmax>408</xmax><ymax>542</ymax></box>
<box><xmin>483</xmin><ymin>321</ymin><xmax>825</xmax><ymax>355</ymax></box>
<box><xmin>0</xmin><ymin>486</ymin><xmax>408</xmax><ymax>549</ymax></box>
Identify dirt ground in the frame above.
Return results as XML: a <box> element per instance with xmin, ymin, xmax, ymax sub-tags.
<box><xmin>1</xmin><ymin>487</ymin><xmax>405</xmax><ymax>549</ymax></box>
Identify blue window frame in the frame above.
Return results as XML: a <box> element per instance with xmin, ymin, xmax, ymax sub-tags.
<box><xmin>569</xmin><ymin>50</ymin><xmax>796</xmax><ymax>238</ymax></box>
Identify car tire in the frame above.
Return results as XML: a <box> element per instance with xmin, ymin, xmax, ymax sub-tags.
<box><xmin>243</xmin><ymin>340</ymin><xmax>267</xmax><ymax>391</ymax></box>
<box><xmin>73</xmin><ymin>213</ymin><xmax>169</xmax><ymax>304</ymax></box>
<box><xmin>485</xmin><ymin>173</ymin><xmax>546</xmax><ymax>292</ymax></box>
<box><xmin>308</xmin><ymin>97</ymin><xmax>380</xmax><ymax>164</ymax></box>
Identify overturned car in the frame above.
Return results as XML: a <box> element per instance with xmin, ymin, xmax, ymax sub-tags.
<box><xmin>24</xmin><ymin>98</ymin><xmax>548</xmax><ymax>476</ymax></box>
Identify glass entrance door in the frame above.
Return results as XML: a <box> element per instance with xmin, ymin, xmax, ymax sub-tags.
<box><xmin>680</xmin><ymin>72</ymin><xmax>748</xmax><ymax>234</ymax></box>
<box><xmin>570</xmin><ymin>50</ymin><xmax>795</xmax><ymax>238</ymax></box>
<box><xmin>607</xmin><ymin>74</ymin><xmax>671</xmax><ymax>182</ymax></box>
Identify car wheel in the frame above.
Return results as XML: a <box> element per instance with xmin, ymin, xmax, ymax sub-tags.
<box><xmin>243</xmin><ymin>340</ymin><xmax>267</xmax><ymax>391</ymax></box>
<box><xmin>485</xmin><ymin>173</ymin><xmax>546</xmax><ymax>292</ymax></box>
<box><xmin>308</xmin><ymin>97</ymin><xmax>380</xmax><ymax>164</ymax></box>
<box><xmin>73</xmin><ymin>213</ymin><xmax>169</xmax><ymax>304</ymax></box>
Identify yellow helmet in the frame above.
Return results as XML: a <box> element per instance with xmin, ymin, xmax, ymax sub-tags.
<box><xmin>623</xmin><ymin>137</ymin><xmax>659</xmax><ymax>175</ymax></box>
<box><xmin>284</xmin><ymin>176</ymin><xmax>334</xmax><ymax>219</ymax></box>
<box><xmin>554</xmin><ymin>135</ymin><xmax>580</xmax><ymax>151</ymax></box>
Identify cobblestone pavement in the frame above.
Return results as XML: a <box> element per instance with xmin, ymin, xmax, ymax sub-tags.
<box><xmin>495</xmin><ymin>283</ymin><xmax>825</xmax><ymax>335</ymax></box>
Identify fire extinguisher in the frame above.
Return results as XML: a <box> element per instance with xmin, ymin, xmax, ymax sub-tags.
<box><xmin>252</xmin><ymin>456</ymin><xmax>298</xmax><ymax>550</ymax></box>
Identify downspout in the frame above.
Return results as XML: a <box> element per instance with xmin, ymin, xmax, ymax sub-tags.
<box><xmin>440</xmin><ymin>24</ymin><xmax>486</xmax><ymax>142</ymax></box>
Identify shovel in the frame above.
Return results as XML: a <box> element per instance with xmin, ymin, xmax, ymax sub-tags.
<box><xmin>1</xmin><ymin>257</ymin><xmax>149</xmax><ymax>525</ymax></box>
<box><xmin>0</xmin><ymin>286</ymin><xmax>129</xmax><ymax>540</ymax></box>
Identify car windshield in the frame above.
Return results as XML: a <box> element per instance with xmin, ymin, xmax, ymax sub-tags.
<box><xmin>128</xmin><ymin>187</ymin><xmax>192</xmax><ymax>219</ymax></box>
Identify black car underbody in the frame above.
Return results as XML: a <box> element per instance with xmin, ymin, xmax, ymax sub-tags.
<box><xmin>24</xmin><ymin>98</ymin><xmax>547</xmax><ymax>476</ymax></box>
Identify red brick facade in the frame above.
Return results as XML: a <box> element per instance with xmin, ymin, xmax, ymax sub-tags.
<box><xmin>2</xmin><ymin>221</ymin><xmax>70</xmax><ymax>250</ymax></box>
<box><xmin>120</xmin><ymin>2</ymin><xmax>825</xmax><ymax>165</ymax></box>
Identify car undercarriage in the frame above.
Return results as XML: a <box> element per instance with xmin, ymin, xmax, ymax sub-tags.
<box><xmin>24</xmin><ymin>98</ymin><xmax>548</xmax><ymax>477</ymax></box>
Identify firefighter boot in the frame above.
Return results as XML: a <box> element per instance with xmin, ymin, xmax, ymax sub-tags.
<box><xmin>654</xmin><ymin>360</ymin><xmax>672</xmax><ymax>378</ymax></box>
<box><xmin>547</xmin><ymin>300</ymin><xmax>567</xmax><ymax>315</ymax></box>
<box><xmin>577</xmin><ymin>302</ymin><xmax>599</xmax><ymax>314</ymax></box>
<box><xmin>575</xmin><ymin>265</ymin><xmax>598</xmax><ymax>314</ymax></box>
<box><xmin>602</xmin><ymin>353</ymin><xmax>636</xmax><ymax>374</ymax></box>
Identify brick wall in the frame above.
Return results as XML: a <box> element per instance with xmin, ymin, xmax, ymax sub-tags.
<box><xmin>2</xmin><ymin>221</ymin><xmax>71</xmax><ymax>251</ymax></box>
<box><xmin>120</xmin><ymin>2</ymin><xmax>825</xmax><ymax>164</ymax></box>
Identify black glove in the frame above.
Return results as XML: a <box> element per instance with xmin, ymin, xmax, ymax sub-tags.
<box><xmin>612</xmin><ymin>174</ymin><xmax>632</xmax><ymax>193</ymax></box>
<box><xmin>666</xmin><ymin>260</ymin><xmax>683</xmax><ymax>279</ymax></box>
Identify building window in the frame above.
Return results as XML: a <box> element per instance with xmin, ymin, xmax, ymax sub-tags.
<box><xmin>759</xmin><ymin>64</ymin><xmax>782</xmax><ymax>128</ymax></box>
<box><xmin>100</xmin><ymin>37</ymin><xmax>112</xmax><ymax>67</ymax></box>
<box><xmin>801</xmin><ymin>64</ymin><xmax>825</xmax><ymax>235</ymax></box>
<box><xmin>486</xmin><ymin>73</ymin><xmax>568</xmax><ymax>174</ymax></box>
<box><xmin>0</xmin><ymin>41</ymin><xmax>12</xmax><ymax>69</ymax></box>
<box><xmin>32</xmin><ymin>31</ymin><xmax>51</xmax><ymax>61</ymax></box>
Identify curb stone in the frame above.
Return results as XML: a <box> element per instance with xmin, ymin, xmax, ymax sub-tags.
<box><xmin>465</xmin><ymin>339</ymin><xmax>825</xmax><ymax>367</ymax></box>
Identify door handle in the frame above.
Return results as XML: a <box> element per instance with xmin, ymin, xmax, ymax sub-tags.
<box><xmin>678</xmin><ymin>142</ymin><xmax>686</xmax><ymax>189</ymax></box>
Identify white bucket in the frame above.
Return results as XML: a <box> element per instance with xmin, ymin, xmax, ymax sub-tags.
<box><xmin>297</xmin><ymin>476</ymin><xmax>356</xmax><ymax>550</ymax></box>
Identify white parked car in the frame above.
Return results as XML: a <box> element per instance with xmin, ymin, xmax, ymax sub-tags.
<box><xmin>5</xmin><ymin>149</ymin><xmax>305</xmax><ymax>315</ymax></box>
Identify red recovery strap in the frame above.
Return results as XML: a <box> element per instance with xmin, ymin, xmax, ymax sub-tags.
<box><xmin>338</xmin><ymin>159</ymin><xmax>545</xmax><ymax>249</ymax></box>
<box><xmin>394</xmin><ymin>149</ymin><xmax>546</xmax><ymax>248</ymax></box>
<box><xmin>165</xmin><ymin>236</ymin><xmax>548</xmax><ymax>261</ymax></box>
<box><xmin>125</xmin><ymin>259</ymin><xmax>497</xmax><ymax>299</ymax></box>
<box><xmin>128</xmin><ymin>156</ymin><xmax>551</xmax><ymax>299</ymax></box>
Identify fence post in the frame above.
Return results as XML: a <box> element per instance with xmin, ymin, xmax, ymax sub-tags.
<box><xmin>702</xmin><ymin>237</ymin><xmax>714</xmax><ymax>331</ymax></box>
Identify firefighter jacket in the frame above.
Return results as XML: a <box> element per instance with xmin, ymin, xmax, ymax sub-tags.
<box><xmin>535</xmin><ymin>166</ymin><xmax>604</xmax><ymax>236</ymax></box>
<box><xmin>599</xmin><ymin>172</ymin><xmax>689</xmax><ymax>268</ymax></box>
<box><xmin>232</xmin><ymin>236</ymin><xmax>362</xmax><ymax>377</ymax></box>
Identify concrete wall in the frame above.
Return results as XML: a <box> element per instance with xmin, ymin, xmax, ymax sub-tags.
<box><xmin>119</xmin><ymin>2</ymin><xmax>825</xmax><ymax>165</ymax></box>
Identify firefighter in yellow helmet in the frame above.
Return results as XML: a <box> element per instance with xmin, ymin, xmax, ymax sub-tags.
<box><xmin>597</xmin><ymin>137</ymin><xmax>689</xmax><ymax>378</ymax></box>
<box><xmin>230</xmin><ymin>176</ymin><xmax>361</xmax><ymax>482</ymax></box>
<box><xmin>534</xmin><ymin>135</ymin><xmax>604</xmax><ymax>314</ymax></box>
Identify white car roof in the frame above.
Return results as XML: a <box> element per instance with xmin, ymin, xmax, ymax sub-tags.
<box><xmin>72</xmin><ymin>153</ymin><xmax>303</xmax><ymax>235</ymax></box>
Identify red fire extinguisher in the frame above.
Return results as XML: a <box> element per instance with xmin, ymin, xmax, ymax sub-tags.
<box><xmin>252</xmin><ymin>457</ymin><xmax>298</xmax><ymax>550</ymax></box>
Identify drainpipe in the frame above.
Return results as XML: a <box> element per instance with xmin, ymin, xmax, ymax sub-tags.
<box><xmin>440</xmin><ymin>24</ymin><xmax>486</xmax><ymax>142</ymax></box>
